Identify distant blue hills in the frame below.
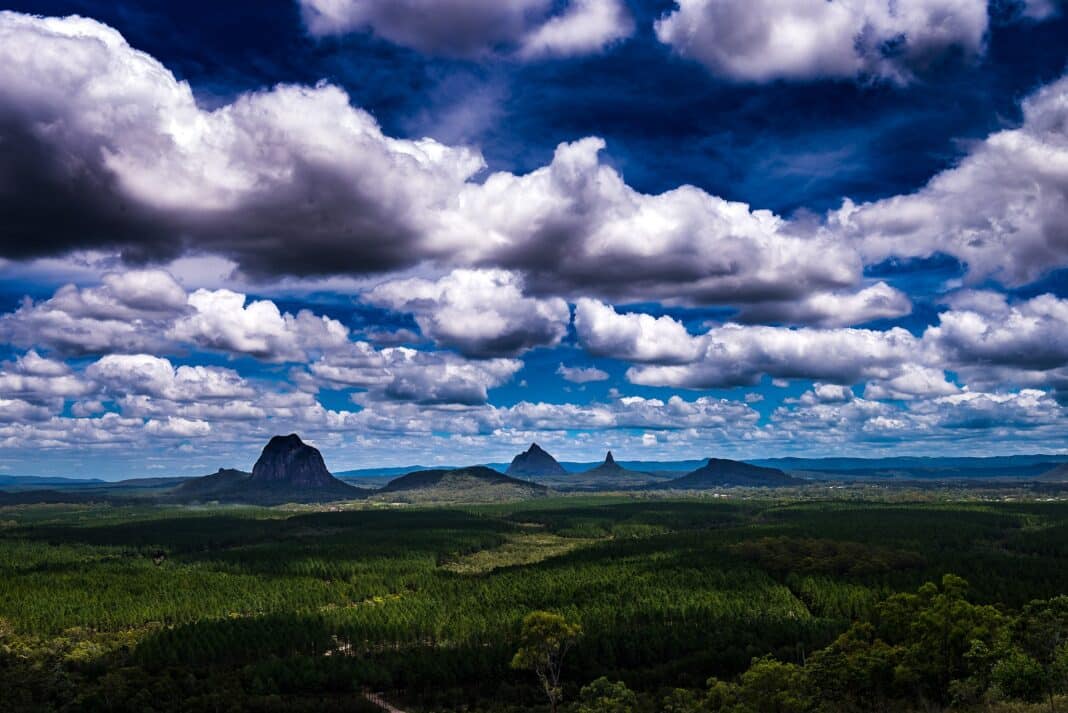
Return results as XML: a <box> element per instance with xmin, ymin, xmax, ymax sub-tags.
<box><xmin>3</xmin><ymin>453</ymin><xmax>1067</xmax><ymax>491</ymax></box>
<box><xmin>335</xmin><ymin>453</ymin><xmax>1068</xmax><ymax>484</ymax></box>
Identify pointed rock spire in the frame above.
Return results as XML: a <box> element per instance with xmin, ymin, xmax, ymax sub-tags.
<box><xmin>604</xmin><ymin>450</ymin><xmax>615</xmax><ymax>465</ymax></box>
<box><xmin>507</xmin><ymin>442</ymin><xmax>567</xmax><ymax>476</ymax></box>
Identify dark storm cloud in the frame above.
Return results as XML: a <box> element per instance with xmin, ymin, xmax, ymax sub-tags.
<box><xmin>2</xmin><ymin>8</ymin><xmax>1068</xmax><ymax>308</ymax></box>
<box><xmin>0</xmin><ymin>115</ymin><xmax>176</xmax><ymax>261</ymax></box>
<box><xmin>0</xmin><ymin>112</ymin><xmax>426</xmax><ymax>276</ymax></box>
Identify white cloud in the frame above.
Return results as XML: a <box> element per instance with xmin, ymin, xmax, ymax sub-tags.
<box><xmin>797</xmin><ymin>383</ymin><xmax>856</xmax><ymax>405</ymax></box>
<box><xmin>453</xmin><ymin>138</ymin><xmax>860</xmax><ymax>304</ymax></box>
<box><xmin>0</xmin><ymin>12</ymin><xmax>483</xmax><ymax>275</ymax></box>
<box><xmin>0</xmin><ymin>351</ymin><xmax>92</xmax><ymax>402</ymax></box>
<box><xmin>299</xmin><ymin>0</ymin><xmax>549</xmax><ymax>51</ymax></box>
<box><xmin>556</xmin><ymin>363</ymin><xmax>610</xmax><ymax>383</ymax></box>
<box><xmin>0</xmin><ymin>398</ymin><xmax>56</xmax><ymax>422</ymax></box>
<box><xmin>737</xmin><ymin>282</ymin><xmax>912</xmax><ymax>327</ymax></box>
<box><xmin>925</xmin><ymin>292</ymin><xmax>1068</xmax><ymax>372</ymax></box>
<box><xmin>309</xmin><ymin>342</ymin><xmax>522</xmax><ymax>404</ymax></box>
<box><xmin>626</xmin><ymin>323</ymin><xmax>924</xmax><ymax>388</ymax></box>
<box><xmin>144</xmin><ymin>416</ymin><xmax>212</xmax><ymax>438</ymax></box>
<box><xmin>169</xmin><ymin>288</ymin><xmax>350</xmax><ymax>362</ymax></box>
<box><xmin>518</xmin><ymin>0</ymin><xmax>633</xmax><ymax>59</ymax></box>
<box><xmin>0</xmin><ymin>13</ymin><xmax>857</xmax><ymax>308</ymax></box>
<box><xmin>0</xmin><ymin>270</ymin><xmax>186</xmax><ymax>354</ymax></box>
<box><xmin>863</xmin><ymin>364</ymin><xmax>961</xmax><ymax>400</ymax></box>
<box><xmin>574</xmin><ymin>299</ymin><xmax>702</xmax><ymax>363</ymax></box>
<box><xmin>0</xmin><ymin>272</ymin><xmax>350</xmax><ymax>362</ymax></box>
<box><xmin>655</xmin><ymin>0</ymin><xmax>989</xmax><ymax>83</ymax></box>
<box><xmin>86</xmin><ymin>355</ymin><xmax>254</xmax><ymax>401</ymax></box>
<box><xmin>300</xmin><ymin>0</ymin><xmax>631</xmax><ymax>59</ymax></box>
<box><xmin>834</xmin><ymin>75</ymin><xmax>1068</xmax><ymax>287</ymax></box>
<box><xmin>367</xmin><ymin>269</ymin><xmax>569</xmax><ymax>357</ymax></box>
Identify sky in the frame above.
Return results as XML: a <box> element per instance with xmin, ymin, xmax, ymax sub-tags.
<box><xmin>0</xmin><ymin>0</ymin><xmax>1067</xmax><ymax>478</ymax></box>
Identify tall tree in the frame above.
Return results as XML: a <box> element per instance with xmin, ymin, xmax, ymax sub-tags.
<box><xmin>511</xmin><ymin>611</ymin><xmax>582</xmax><ymax>713</ymax></box>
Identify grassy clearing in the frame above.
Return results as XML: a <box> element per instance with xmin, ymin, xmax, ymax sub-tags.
<box><xmin>441</xmin><ymin>532</ymin><xmax>602</xmax><ymax>574</ymax></box>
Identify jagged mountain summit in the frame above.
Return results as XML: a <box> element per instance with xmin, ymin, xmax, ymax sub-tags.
<box><xmin>172</xmin><ymin>434</ymin><xmax>365</xmax><ymax>504</ymax></box>
<box><xmin>252</xmin><ymin>434</ymin><xmax>337</xmax><ymax>487</ymax></box>
<box><xmin>571</xmin><ymin>451</ymin><xmax>661</xmax><ymax>489</ymax></box>
<box><xmin>506</xmin><ymin>443</ymin><xmax>567</xmax><ymax>477</ymax></box>
<box><xmin>583</xmin><ymin>451</ymin><xmax>627</xmax><ymax>476</ymax></box>
<box><xmin>658</xmin><ymin>458</ymin><xmax>802</xmax><ymax>489</ymax></box>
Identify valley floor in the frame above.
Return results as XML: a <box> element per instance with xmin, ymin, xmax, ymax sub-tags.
<box><xmin>4</xmin><ymin>492</ymin><xmax>1068</xmax><ymax>711</ymax></box>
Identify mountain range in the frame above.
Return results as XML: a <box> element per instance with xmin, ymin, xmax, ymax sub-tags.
<box><xmin>171</xmin><ymin>434</ymin><xmax>365</xmax><ymax>505</ymax></box>
<box><xmin>3</xmin><ymin>439</ymin><xmax>1068</xmax><ymax>506</ymax></box>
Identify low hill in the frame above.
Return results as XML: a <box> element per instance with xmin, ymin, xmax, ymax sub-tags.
<box><xmin>0</xmin><ymin>489</ymin><xmax>146</xmax><ymax>506</ymax></box>
<box><xmin>377</xmin><ymin>466</ymin><xmax>548</xmax><ymax>502</ymax></box>
<box><xmin>1037</xmin><ymin>463</ymin><xmax>1068</xmax><ymax>482</ymax></box>
<box><xmin>171</xmin><ymin>468</ymin><xmax>251</xmax><ymax>500</ymax></box>
<box><xmin>170</xmin><ymin>435</ymin><xmax>367</xmax><ymax>504</ymax></box>
<box><xmin>507</xmin><ymin>443</ymin><xmax>567</xmax><ymax>477</ymax></box>
<box><xmin>655</xmin><ymin>458</ymin><xmax>803</xmax><ymax>489</ymax></box>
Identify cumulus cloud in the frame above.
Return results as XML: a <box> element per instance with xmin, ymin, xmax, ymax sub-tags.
<box><xmin>574</xmin><ymin>300</ymin><xmax>930</xmax><ymax>389</ymax></box>
<box><xmin>517</xmin><ymin>0</ymin><xmax>633</xmax><ymax>59</ymax></box>
<box><xmin>574</xmin><ymin>300</ymin><xmax>941</xmax><ymax>389</ymax></box>
<box><xmin>924</xmin><ymin>292</ymin><xmax>1068</xmax><ymax>388</ymax></box>
<box><xmin>0</xmin><ymin>398</ymin><xmax>56</xmax><ymax>422</ymax></box>
<box><xmin>86</xmin><ymin>355</ymin><xmax>254</xmax><ymax>401</ymax></box>
<box><xmin>367</xmin><ymin>269</ymin><xmax>569</xmax><ymax>357</ymax></box>
<box><xmin>0</xmin><ymin>270</ymin><xmax>186</xmax><ymax>354</ymax></box>
<box><xmin>863</xmin><ymin>364</ymin><xmax>962</xmax><ymax>400</ymax></box>
<box><xmin>169</xmin><ymin>289</ymin><xmax>350</xmax><ymax>362</ymax></box>
<box><xmin>556</xmin><ymin>363</ymin><xmax>610</xmax><ymax>383</ymax></box>
<box><xmin>144</xmin><ymin>416</ymin><xmax>212</xmax><ymax>438</ymax></box>
<box><xmin>834</xmin><ymin>75</ymin><xmax>1068</xmax><ymax>287</ymax></box>
<box><xmin>655</xmin><ymin>0</ymin><xmax>989</xmax><ymax>83</ymax></box>
<box><xmin>736</xmin><ymin>282</ymin><xmax>912</xmax><ymax>327</ymax></box>
<box><xmin>626</xmin><ymin>323</ymin><xmax>924</xmax><ymax>388</ymax></box>
<box><xmin>0</xmin><ymin>13</ymin><xmax>859</xmax><ymax>308</ymax></box>
<box><xmin>454</xmin><ymin>138</ymin><xmax>860</xmax><ymax>304</ymax></box>
<box><xmin>300</xmin><ymin>0</ymin><xmax>630</xmax><ymax>58</ymax></box>
<box><xmin>0</xmin><ymin>351</ymin><xmax>93</xmax><ymax>403</ymax></box>
<box><xmin>308</xmin><ymin>341</ymin><xmax>522</xmax><ymax>404</ymax></box>
<box><xmin>0</xmin><ymin>272</ymin><xmax>349</xmax><ymax>362</ymax></box>
<box><xmin>577</xmin><ymin>292</ymin><xmax>1068</xmax><ymax>396</ymax></box>
<box><xmin>0</xmin><ymin>12</ymin><xmax>483</xmax><ymax>276</ymax></box>
<box><xmin>574</xmin><ymin>299</ymin><xmax>702</xmax><ymax>364</ymax></box>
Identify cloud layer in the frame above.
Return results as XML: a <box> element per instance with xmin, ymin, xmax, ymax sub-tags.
<box><xmin>299</xmin><ymin>0</ymin><xmax>632</xmax><ymax>58</ymax></box>
<box><xmin>0</xmin><ymin>9</ymin><xmax>1066</xmax><ymax>474</ymax></box>
<box><xmin>655</xmin><ymin>0</ymin><xmax>989</xmax><ymax>83</ymax></box>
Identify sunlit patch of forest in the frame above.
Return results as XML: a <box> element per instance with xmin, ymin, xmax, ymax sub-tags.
<box><xmin>6</xmin><ymin>496</ymin><xmax>1068</xmax><ymax>711</ymax></box>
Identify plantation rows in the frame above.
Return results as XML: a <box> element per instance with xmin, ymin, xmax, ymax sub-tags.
<box><xmin>5</xmin><ymin>497</ymin><xmax>1068</xmax><ymax>710</ymax></box>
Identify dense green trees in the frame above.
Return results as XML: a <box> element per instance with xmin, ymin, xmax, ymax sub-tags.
<box><xmin>512</xmin><ymin>611</ymin><xmax>583</xmax><ymax>713</ymax></box>
<box><xmin>5</xmin><ymin>498</ymin><xmax>1068</xmax><ymax>710</ymax></box>
<box><xmin>649</xmin><ymin>576</ymin><xmax>1068</xmax><ymax>713</ymax></box>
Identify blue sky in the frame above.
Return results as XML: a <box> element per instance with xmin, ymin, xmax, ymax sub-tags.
<box><xmin>0</xmin><ymin>0</ymin><xmax>1067</xmax><ymax>478</ymax></box>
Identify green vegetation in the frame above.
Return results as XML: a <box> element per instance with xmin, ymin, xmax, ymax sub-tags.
<box><xmin>4</xmin><ymin>495</ymin><xmax>1068</xmax><ymax>710</ymax></box>
<box><xmin>512</xmin><ymin>611</ymin><xmax>583</xmax><ymax>713</ymax></box>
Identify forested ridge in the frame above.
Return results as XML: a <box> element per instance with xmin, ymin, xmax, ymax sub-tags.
<box><xmin>5</xmin><ymin>496</ymin><xmax>1068</xmax><ymax>711</ymax></box>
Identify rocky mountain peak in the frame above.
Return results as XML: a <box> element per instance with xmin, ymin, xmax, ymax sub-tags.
<box><xmin>251</xmin><ymin>434</ymin><xmax>334</xmax><ymax>487</ymax></box>
<box><xmin>507</xmin><ymin>442</ymin><xmax>567</xmax><ymax>477</ymax></box>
